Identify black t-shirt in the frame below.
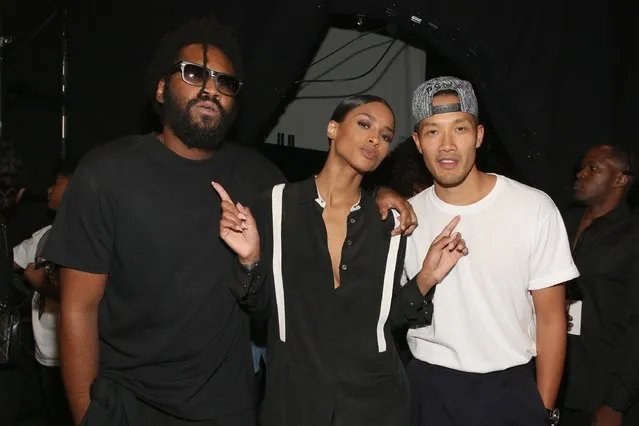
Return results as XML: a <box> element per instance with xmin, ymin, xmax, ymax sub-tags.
<box><xmin>42</xmin><ymin>133</ymin><xmax>284</xmax><ymax>420</ymax></box>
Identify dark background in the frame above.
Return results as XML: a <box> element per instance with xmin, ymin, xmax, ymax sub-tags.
<box><xmin>2</xmin><ymin>0</ymin><xmax>637</xmax><ymax>208</ymax></box>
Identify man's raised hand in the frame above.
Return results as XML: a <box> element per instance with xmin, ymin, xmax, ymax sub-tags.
<box><xmin>211</xmin><ymin>182</ymin><xmax>260</xmax><ymax>264</ymax></box>
<box><xmin>416</xmin><ymin>215</ymin><xmax>469</xmax><ymax>294</ymax></box>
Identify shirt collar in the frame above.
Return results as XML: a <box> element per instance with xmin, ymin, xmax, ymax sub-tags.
<box><xmin>597</xmin><ymin>201</ymin><xmax>632</xmax><ymax>224</ymax></box>
<box><xmin>298</xmin><ymin>176</ymin><xmax>363</xmax><ymax>212</ymax></box>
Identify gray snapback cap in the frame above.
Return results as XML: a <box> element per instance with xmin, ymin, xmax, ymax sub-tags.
<box><xmin>411</xmin><ymin>76</ymin><xmax>478</xmax><ymax>124</ymax></box>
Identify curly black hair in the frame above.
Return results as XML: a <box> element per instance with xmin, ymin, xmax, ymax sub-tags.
<box><xmin>147</xmin><ymin>16</ymin><xmax>243</xmax><ymax>116</ymax></box>
<box><xmin>387</xmin><ymin>138</ymin><xmax>432</xmax><ymax>198</ymax></box>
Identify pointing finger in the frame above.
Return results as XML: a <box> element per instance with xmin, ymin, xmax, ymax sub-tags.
<box><xmin>220</xmin><ymin>200</ymin><xmax>240</xmax><ymax>215</ymax></box>
<box><xmin>211</xmin><ymin>181</ymin><xmax>233</xmax><ymax>203</ymax></box>
<box><xmin>437</xmin><ymin>215</ymin><xmax>461</xmax><ymax>240</ymax></box>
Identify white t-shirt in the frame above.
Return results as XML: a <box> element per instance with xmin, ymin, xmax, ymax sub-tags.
<box><xmin>13</xmin><ymin>225</ymin><xmax>60</xmax><ymax>367</ymax></box>
<box><xmin>403</xmin><ymin>174</ymin><xmax>579</xmax><ymax>373</ymax></box>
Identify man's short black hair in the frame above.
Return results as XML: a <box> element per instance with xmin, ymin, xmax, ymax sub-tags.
<box><xmin>51</xmin><ymin>159</ymin><xmax>77</xmax><ymax>179</ymax></box>
<box><xmin>602</xmin><ymin>145</ymin><xmax>634</xmax><ymax>176</ymax></box>
<box><xmin>147</xmin><ymin>16</ymin><xmax>243</xmax><ymax>116</ymax></box>
<box><xmin>600</xmin><ymin>144</ymin><xmax>635</xmax><ymax>192</ymax></box>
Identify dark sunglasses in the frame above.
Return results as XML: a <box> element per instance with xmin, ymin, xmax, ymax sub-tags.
<box><xmin>170</xmin><ymin>61</ymin><xmax>242</xmax><ymax>97</ymax></box>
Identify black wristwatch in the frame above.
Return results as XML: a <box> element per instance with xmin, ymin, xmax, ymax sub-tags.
<box><xmin>545</xmin><ymin>408</ymin><xmax>560</xmax><ymax>426</ymax></box>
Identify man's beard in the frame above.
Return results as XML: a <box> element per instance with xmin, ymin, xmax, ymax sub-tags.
<box><xmin>163</xmin><ymin>85</ymin><xmax>236</xmax><ymax>151</ymax></box>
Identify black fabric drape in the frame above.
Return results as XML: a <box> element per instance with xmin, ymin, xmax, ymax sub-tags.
<box><xmin>58</xmin><ymin>0</ymin><xmax>329</xmax><ymax>160</ymax></box>
<box><xmin>2</xmin><ymin>0</ymin><xmax>637</xmax><ymax>207</ymax></box>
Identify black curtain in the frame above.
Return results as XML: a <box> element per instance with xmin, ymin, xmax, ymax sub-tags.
<box><xmin>3</xmin><ymin>0</ymin><xmax>636</xmax><ymax>207</ymax></box>
<box><xmin>2</xmin><ymin>0</ymin><xmax>62</xmax><ymax>184</ymax></box>
<box><xmin>59</xmin><ymin>0</ymin><xmax>329</xmax><ymax>160</ymax></box>
<box><xmin>329</xmin><ymin>0</ymin><xmax>637</xmax><ymax>207</ymax></box>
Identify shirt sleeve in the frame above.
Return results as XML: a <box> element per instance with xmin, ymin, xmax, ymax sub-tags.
<box><xmin>225</xmin><ymin>153</ymin><xmax>285</xmax><ymax>315</ymax></box>
<box><xmin>604</xmin><ymin>228</ymin><xmax>639</xmax><ymax>412</ymax></box>
<box><xmin>13</xmin><ymin>225</ymin><xmax>52</xmax><ymax>269</ymax></box>
<box><xmin>230</xmin><ymin>258</ymin><xmax>270</xmax><ymax>316</ymax></box>
<box><xmin>229</xmin><ymin>187</ymin><xmax>277</xmax><ymax>319</ymax></box>
<box><xmin>389</xmin><ymin>236</ymin><xmax>435</xmax><ymax>329</ymax></box>
<box><xmin>41</xmin><ymin>149</ymin><xmax>118</xmax><ymax>274</ymax></box>
<box><xmin>528</xmin><ymin>195</ymin><xmax>580</xmax><ymax>291</ymax></box>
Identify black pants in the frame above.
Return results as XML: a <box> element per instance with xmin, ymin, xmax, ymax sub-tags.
<box><xmin>38</xmin><ymin>364</ymin><xmax>73</xmax><ymax>425</ymax></box>
<box><xmin>0</xmin><ymin>351</ymin><xmax>42</xmax><ymax>425</ymax></box>
<box><xmin>0</xmin><ymin>364</ymin><xmax>24</xmax><ymax>425</ymax></box>
<box><xmin>408</xmin><ymin>359</ymin><xmax>547</xmax><ymax>426</ymax></box>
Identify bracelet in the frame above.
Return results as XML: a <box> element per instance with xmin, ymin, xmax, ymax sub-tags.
<box><xmin>240</xmin><ymin>258</ymin><xmax>261</xmax><ymax>274</ymax></box>
<box><xmin>545</xmin><ymin>408</ymin><xmax>560</xmax><ymax>426</ymax></box>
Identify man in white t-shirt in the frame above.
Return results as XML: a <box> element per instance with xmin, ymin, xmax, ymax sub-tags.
<box><xmin>13</xmin><ymin>162</ymin><xmax>74</xmax><ymax>425</ymax></box>
<box><xmin>402</xmin><ymin>76</ymin><xmax>579</xmax><ymax>426</ymax></box>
